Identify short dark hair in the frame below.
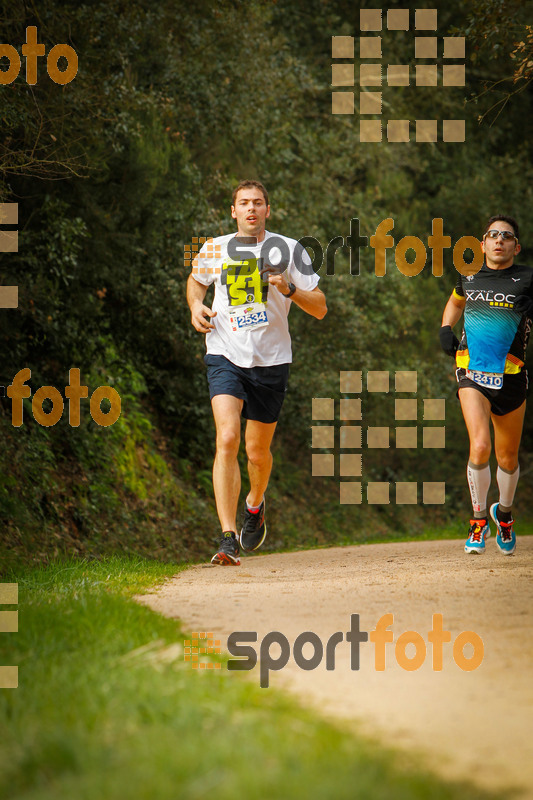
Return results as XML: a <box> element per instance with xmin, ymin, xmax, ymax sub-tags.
<box><xmin>484</xmin><ymin>215</ymin><xmax>519</xmax><ymax>240</ymax></box>
<box><xmin>232</xmin><ymin>180</ymin><xmax>269</xmax><ymax>207</ymax></box>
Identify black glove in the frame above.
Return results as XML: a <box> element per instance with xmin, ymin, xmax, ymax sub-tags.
<box><xmin>513</xmin><ymin>294</ymin><xmax>533</xmax><ymax>317</ymax></box>
<box><xmin>439</xmin><ymin>325</ymin><xmax>459</xmax><ymax>357</ymax></box>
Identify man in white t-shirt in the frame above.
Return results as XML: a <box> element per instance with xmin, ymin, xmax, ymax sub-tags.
<box><xmin>187</xmin><ymin>180</ymin><xmax>327</xmax><ymax>565</ymax></box>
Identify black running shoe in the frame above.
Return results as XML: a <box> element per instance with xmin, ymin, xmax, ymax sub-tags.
<box><xmin>211</xmin><ymin>531</ymin><xmax>240</xmax><ymax>565</ymax></box>
<box><xmin>240</xmin><ymin>500</ymin><xmax>267</xmax><ymax>552</ymax></box>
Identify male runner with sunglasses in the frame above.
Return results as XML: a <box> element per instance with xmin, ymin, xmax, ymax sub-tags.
<box><xmin>440</xmin><ymin>215</ymin><xmax>533</xmax><ymax>555</ymax></box>
<box><xmin>187</xmin><ymin>180</ymin><xmax>327</xmax><ymax>565</ymax></box>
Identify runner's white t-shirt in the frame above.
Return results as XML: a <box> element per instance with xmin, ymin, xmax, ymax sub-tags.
<box><xmin>192</xmin><ymin>230</ymin><xmax>320</xmax><ymax>368</ymax></box>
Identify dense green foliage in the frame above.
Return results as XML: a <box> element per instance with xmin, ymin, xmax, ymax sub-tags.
<box><xmin>1</xmin><ymin>0</ymin><xmax>533</xmax><ymax>564</ymax></box>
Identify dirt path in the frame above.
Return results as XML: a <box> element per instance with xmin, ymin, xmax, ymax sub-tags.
<box><xmin>138</xmin><ymin>538</ymin><xmax>533</xmax><ymax>797</ymax></box>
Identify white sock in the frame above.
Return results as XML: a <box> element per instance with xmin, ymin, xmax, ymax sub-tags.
<box><xmin>246</xmin><ymin>497</ymin><xmax>263</xmax><ymax>513</ymax></box>
<box><xmin>467</xmin><ymin>460</ymin><xmax>490</xmax><ymax>518</ymax></box>
<box><xmin>497</xmin><ymin>465</ymin><xmax>519</xmax><ymax>512</ymax></box>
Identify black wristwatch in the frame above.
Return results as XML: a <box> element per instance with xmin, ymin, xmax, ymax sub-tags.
<box><xmin>283</xmin><ymin>282</ymin><xmax>297</xmax><ymax>298</ymax></box>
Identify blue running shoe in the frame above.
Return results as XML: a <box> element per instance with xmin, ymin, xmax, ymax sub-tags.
<box><xmin>490</xmin><ymin>503</ymin><xmax>516</xmax><ymax>556</ymax></box>
<box><xmin>464</xmin><ymin>518</ymin><xmax>490</xmax><ymax>554</ymax></box>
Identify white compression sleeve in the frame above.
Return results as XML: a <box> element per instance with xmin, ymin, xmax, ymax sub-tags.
<box><xmin>496</xmin><ymin>465</ymin><xmax>519</xmax><ymax>513</ymax></box>
<box><xmin>467</xmin><ymin>460</ymin><xmax>491</xmax><ymax>517</ymax></box>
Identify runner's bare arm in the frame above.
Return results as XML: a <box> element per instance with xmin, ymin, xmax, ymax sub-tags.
<box><xmin>187</xmin><ymin>274</ymin><xmax>217</xmax><ymax>332</ymax></box>
<box><xmin>268</xmin><ymin>275</ymin><xmax>327</xmax><ymax>319</ymax></box>
<box><xmin>441</xmin><ymin>292</ymin><xmax>465</xmax><ymax>327</ymax></box>
<box><xmin>291</xmin><ymin>286</ymin><xmax>327</xmax><ymax>319</ymax></box>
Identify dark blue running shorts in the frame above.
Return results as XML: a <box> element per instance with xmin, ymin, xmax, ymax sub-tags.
<box><xmin>204</xmin><ymin>354</ymin><xmax>290</xmax><ymax>424</ymax></box>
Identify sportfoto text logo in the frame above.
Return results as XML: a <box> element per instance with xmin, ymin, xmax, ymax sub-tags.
<box><xmin>185</xmin><ymin>218</ymin><xmax>483</xmax><ymax>280</ymax></box>
<box><xmin>0</xmin><ymin>27</ymin><xmax>78</xmax><ymax>85</ymax></box>
<box><xmin>186</xmin><ymin>614</ymin><xmax>484</xmax><ymax>688</ymax></box>
<box><xmin>5</xmin><ymin>369</ymin><xmax>121</xmax><ymax>428</ymax></box>
<box><xmin>332</xmin><ymin>8</ymin><xmax>466</xmax><ymax>143</ymax></box>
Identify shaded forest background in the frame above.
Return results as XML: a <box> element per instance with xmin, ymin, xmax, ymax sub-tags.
<box><xmin>1</xmin><ymin>0</ymin><xmax>533</xmax><ymax>566</ymax></box>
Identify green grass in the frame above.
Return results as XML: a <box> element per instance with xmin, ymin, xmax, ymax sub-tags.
<box><xmin>0</xmin><ymin>557</ymin><xmax>510</xmax><ymax>800</ymax></box>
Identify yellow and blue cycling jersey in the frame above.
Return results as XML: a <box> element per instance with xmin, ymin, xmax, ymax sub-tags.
<box><xmin>454</xmin><ymin>263</ymin><xmax>533</xmax><ymax>374</ymax></box>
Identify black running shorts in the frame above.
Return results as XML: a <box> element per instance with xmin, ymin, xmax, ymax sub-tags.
<box><xmin>204</xmin><ymin>354</ymin><xmax>290</xmax><ymax>424</ymax></box>
<box><xmin>456</xmin><ymin>368</ymin><xmax>528</xmax><ymax>416</ymax></box>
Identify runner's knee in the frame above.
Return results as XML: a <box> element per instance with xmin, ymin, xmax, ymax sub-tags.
<box><xmin>216</xmin><ymin>426</ymin><xmax>240</xmax><ymax>455</ymax></box>
<box><xmin>495</xmin><ymin>450</ymin><xmax>519</xmax><ymax>472</ymax></box>
<box><xmin>246</xmin><ymin>443</ymin><xmax>271</xmax><ymax>467</ymax></box>
<box><xmin>470</xmin><ymin>438</ymin><xmax>491</xmax><ymax>463</ymax></box>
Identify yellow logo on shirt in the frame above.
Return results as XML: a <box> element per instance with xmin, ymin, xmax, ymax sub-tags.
<box><xmin>222</xmin><ymin>259</ymin><xmax>268</xmax><ymax>306</ymax></box>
